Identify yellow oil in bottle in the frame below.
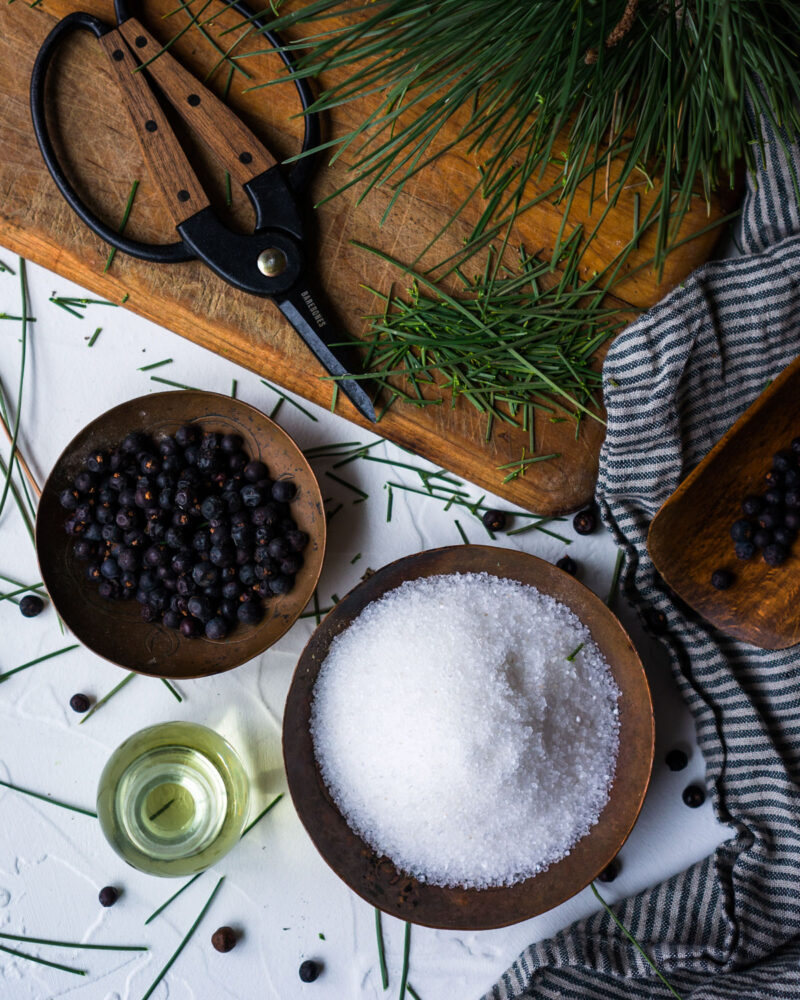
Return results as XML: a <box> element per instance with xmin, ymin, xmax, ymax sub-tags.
<box><xmin>97</xmin><ymin>722</ymin><xmax>249</xmax><ymax>877</ymax></box>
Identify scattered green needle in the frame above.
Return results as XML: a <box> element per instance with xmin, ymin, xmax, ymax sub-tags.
<box><xmin>0</xmin><ymin>943</ymin><xmax>86</xmax><ymax>976</ymax></box>
<box><xmin>240</xmin><ymin>793</ymin><xmax>284</xmax><ymax>839</ymax></box>
<box><xmin>79</xmin><ymin>672</ymin><xmax>136</xmax><ymax>724</ymax></box>
<box><xmin>140</xmin><ymin>876</ymin><xmax>225</xmax><ymax>1000</ymax></box>
<box><xmin>606</xmin><ymin>549</ymin><xmax>624</xmax><ymax>609</ymax></box>
<box><xmin>0</xmin><ymin>931</ymin><xmax>147</xmax><ymax>952</ymax></box>
<box><xmin>0</xmin><ymin>581</ymin><xmax>45</xmax><ymax>604</ymax></box>
<box><xmin>87</xmin><ymin>327</ymin><xmax>102</xmax><ymax>346</ymax></box>
<box><xmin>590</xmin><ymin>883</ymin><xmax>683</xmax><ymax>999</ymax></box>
<box><xmin>145</xmin><ymin>872</ymin><xmax>204</xmax><ymax>926</ymax></box>
<box><xmin>150</xmin><ymin>375</ymin><xmax>199</xmax><ymax>391</ymax></box>
<box><xmin>374</xmin><ymin>909</ymin><xmax>389</xmax><ymax>990</ymax></box>
<box><xmin>386</xmin><ymin>484</ymin><xmax>393</xmax><ymax>522</ymax></box>
<box><xmin>454</xmin><ymin>519</ymin><xmax>469</xmax><ymax>544</ymax></box>
<box><xmin>138</xmin><ymin>358</ymin><xmax>173</xmax><ymax>371</ymax></box>
<box><xmin>299</xmin><ymin>606</ymin><xmax>333</xmax><ymax>620</ymax></box>
<box><xmin>230</xmin><ymin>378</ymin><xmax>237</xmax><ymax>398</ymax></box>
<box><xmin>161</xmin><ymin>677</ymin><xmax>182</xmax><ymax>702</ymax></box>
<box><xmin>104</xmin><ymin>180</ymin><xmax>139</xmax><ymax>273</ymax></box>
<box><xmin>260</xmin><ymin>379</ymin><xmax>318</xmax><ymax>421</ymax></box>
<box><xmin>506</xmin><ymin>520</ymin><xmax>571</xmax><ymax>544</ymax></box>
<box><xmin>0</xmin><ymin>643</ymin><xmax>79</xmax><ymax>683</ymax></box>
<box><xmin>398</xmin><ymin>922</ymin><xmax>411</xmax><ymax>1000</ymax></box>
<box><xmin>325</xmin><ymin>470</ymin><xmax>368</xmax><ymax>501</ymax></box>
<box><xmin>0</xmin><ymin>259</ymin><xmax>28</xmax><ymax>523</ymax></box>
<box><xmin>566</xmin><ymin>642</ymin><xmax>584</xmax><ymax>662</ymax></box>
<box><xmin>498</xmin><ymin>452</ymin><xmax>561</xmax><ymax>485</ymax></box>
<box><xmin>0</xmin><ymin>779</ymin><xmax>97</xmax><ymax>818</ymax></box>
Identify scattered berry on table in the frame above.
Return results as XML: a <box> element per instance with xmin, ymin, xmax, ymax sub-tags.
<box><xmin>69</xmin><ymin>693</ymin><xmax>91</xmax><ymax>713</ymax></box>
<box><xmin>19</xmin><ymin>594</ymin><xmax>44</xmax><ymax>618</ymax></box>
<box><xmin>665</xmin><ymin>749</ymin><xmax>688</xmax><ymax>771</ymax></box>
<box><xmin>643</xmin><ymin>608</ymin><xmax>668</xmax><ymax>634</ymax></box>
<box><xmin>98</xmin><ymin>886</ymin><xmax>119</xmax><ymax>907</ymax></box>
<box><xmin>299</xmin><ymin>960</ymin><xmax>320</xmax><ymax>983</ymax></box>
<box><xmin>555</xmin><ymin>555</ymin><xmax>578</xmax><ymax>576</ymax></box>
<box><xmin>481</xmin><ymin>509</ymin><xmax>507</xmax><ymax>532</ymax></box>
<box><xmin>682</xmin><ymin>785</ymin><xmax>706</xmax><ymax>808</ymax></box>
<box><xmin>710</xmin><ymin>569</ymin><xmax>734</xmax><ymax>590</ymax></box>
<box><xmin>596</xmin><ymin>858</ymin><xmax>620</xmax><ymax>883</ymax></box>
<box><xmin>211</xmin><ymin>926</ymin><xmax>237</xmax><ymax>953</ymax></box>
<box><xmin>572</xmin><ymin>505</ymin><xmax>597</xmax><ymax>535</ymax></box>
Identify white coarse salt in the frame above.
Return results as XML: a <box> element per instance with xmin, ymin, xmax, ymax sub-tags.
<box><xmin>309</xmin><ymin>572</ymin><xmax>621</xmax><ymax>889</ymax></box>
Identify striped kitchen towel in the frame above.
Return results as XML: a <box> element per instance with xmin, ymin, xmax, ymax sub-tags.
<box><xmin>484</xmin><ymin>120</ymin><xmax>800</xmax><ymax>999</ymax></box>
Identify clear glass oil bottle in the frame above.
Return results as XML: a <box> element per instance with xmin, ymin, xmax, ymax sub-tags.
<box><xmin>97</xmin><ymin>721</ymin><xmax>249</xmax><ymax>877</ymax></box>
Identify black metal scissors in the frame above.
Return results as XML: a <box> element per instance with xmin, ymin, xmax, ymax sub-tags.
<box><xmin>30</xmin><ymin>0</ymin><xmax>376</xmax><ymax>422</ymax></box>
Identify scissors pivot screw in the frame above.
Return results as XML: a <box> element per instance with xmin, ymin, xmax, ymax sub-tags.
<box><xmin>257</xmin><ymin>248</ymin><xmax>287</xmax><ymax>277</ymax></box>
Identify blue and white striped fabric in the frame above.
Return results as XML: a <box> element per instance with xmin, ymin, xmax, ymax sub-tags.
<box><xmin>484</xmin><ymin>119</ymin><xmax>800</xmax><ymax>1000</ymax></box>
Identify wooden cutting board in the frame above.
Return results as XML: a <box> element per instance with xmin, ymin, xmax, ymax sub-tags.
<box><xmin>0</xmin><ymin>0</ymin><xmax>737</xmax><ymax>515</ymax></box>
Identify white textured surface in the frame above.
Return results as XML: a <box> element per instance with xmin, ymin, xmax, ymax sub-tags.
<box><xmin>0</xmin><ymin>254</ymin><xmax>731</xmax><ymax>1000</ymax></box>
<box><xmin>311</xmin><ymin>572</ymin><xmax>620</xmax><ymax>888</ymax></box>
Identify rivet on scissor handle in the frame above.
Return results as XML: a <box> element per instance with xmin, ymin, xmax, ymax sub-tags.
<box><xmin>257</xmin><ymin>248</ymin><xmax>287</xmax><ymax>277</ymax></box>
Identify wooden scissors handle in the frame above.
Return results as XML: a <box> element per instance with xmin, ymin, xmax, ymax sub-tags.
<box><xmin>98</xmin><ymin>17</ymin><xmax>277</xmax><ymax>227</ymax></box>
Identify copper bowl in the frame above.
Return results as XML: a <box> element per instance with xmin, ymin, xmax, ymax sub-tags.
<box><xmin>36</xmin><ymin>391</ymin><xmax>325</xmax><ymax>679</ymax></box>
<box><xmin>283</xmin><ymin>545</ymin><xmax>653</xmax><ymax>930</ymax></box>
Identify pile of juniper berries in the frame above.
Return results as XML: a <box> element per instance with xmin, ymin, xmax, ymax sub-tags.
<box><xmin>59</xmin><ymin>425</ymin><xmax>308</xmax><ymax>639</ymax></box>
<box><xmin>715</xmin><ymin>435</ymin><xmax>800</xmax><ymax>587</ymax></box>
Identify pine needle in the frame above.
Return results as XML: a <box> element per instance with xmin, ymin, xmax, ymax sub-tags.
<box><xmin>0</xmin><ymin>259</ymin><xmax>29</xmax><ymax>522</ymax></box>
<box><xmin>144</xmin><ymin>872</ymin><xmax>204</xmax><ymax>926</ymax></box>
<box><xmin>0</xmin><ymin>943</ymin><xmax>86</xmax><ymax>976</ymax></box>
<box><xmin>138</xmin><ymin>358</ymin><xmax>173</xmax><ymax>371</ymax></box>
<box><xmin>240</xmin><ymin>0</ymin><xmax>798</xmax><ymax>272</ymax></box>
<box><xmin>240</xmin><ymin>792</ymin><xmax>284</xmax><ymax>839</ymax></box>
<box><xmin>161</xmin><ymin>678</ymin><xmax>183</xmax><ymax>702</ymax></box>
<box><xmin>0</xmin><ymin>778</ymin><xmax>97</xmax><ymax>818</ymax></box>
<box><xmin>0</xmin><ymin>644</ymin><xmax>79</xmax><ymax>683</ymax></box>
<box><xmin>0</xmin><ymin>931</ymin><xmax>147</xmax><ymax>952</ymax></box>
<box><xmin>79</xmin><ymin>672</ymin><xmax>136</xmax><ymax>724</ymax></box>
<box><xmin>398</xmin><ymin>922</ymin><xmax>411</xmax><ymax>1000</ymax></box>
<box><xmin>374</xmin><ymin>908</ymin><xmax>389</xmax><ymax>989</ymax></box>
<box><xmin>104</xmin><ymin>180</ymin><xmax>140</xmax><ymax>273</ymax></box>
<box><xmin>590</xmin><ymin>883</ymin><xmax>683</xmax><ymax>999</ymax></box>
<box><xmin>606</xmin><ymin>549</ymin><xmax>624</xmax><ymax>608</ymax></box>
<box><xmin>140</xmin><ymin>876</ymin><xmax>225</xmax><ymax>1000</ymax></box>
<box><xmin>260</xmin><ymin>379</ymin><xmax>319</xmax><ymax>421</ymax></box>
<box><xmin>150</xmin><ymin>375</ymin><xmax>200</xmax><ymax>391</ymax></box>
<box><xmin>345</xmin><ymin>238</ymin><xmax>616</xmax><ymax>439</ymax></box>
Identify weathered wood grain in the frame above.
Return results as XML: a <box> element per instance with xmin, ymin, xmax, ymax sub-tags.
<box><xmin>0</xmin><ymin>0</ymin><xmax>738</xmax><ymax>514</ymax></box>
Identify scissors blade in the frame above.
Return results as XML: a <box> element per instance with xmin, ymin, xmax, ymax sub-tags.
<box><xmin>276</xmin><ymin>286</ymin><xmax>377</xmax><ymax>423</ymax></box>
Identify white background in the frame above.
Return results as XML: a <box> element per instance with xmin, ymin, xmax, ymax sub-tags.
<box><xmin>0</xmin><ymin>254</ymin><xmax>730</xmax><ymax>1000</ymax></box>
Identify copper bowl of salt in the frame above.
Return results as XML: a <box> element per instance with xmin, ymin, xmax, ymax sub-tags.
<box><xmin>283</xmin><ymin>545</ymin><xmax>654</xmax><ymax>930</ymax></box>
